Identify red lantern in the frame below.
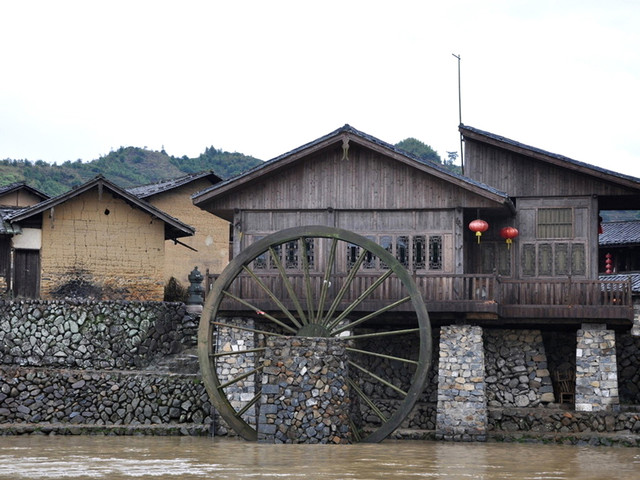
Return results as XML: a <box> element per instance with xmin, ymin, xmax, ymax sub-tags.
<box><xmin>499</xmin><ymin>226</ymin><xmax>519</xmax><ymax>249</ymax></box>
<box><xmin>469</xmin><ymin>219</ymin><xmax>489</xmax><ymax>244</ymax></box>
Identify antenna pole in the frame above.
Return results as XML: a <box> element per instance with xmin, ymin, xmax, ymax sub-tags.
<box><xmin>452</xmin><ymin>53</ymin><xmax>464</xmax><ymax>175</ymax></box>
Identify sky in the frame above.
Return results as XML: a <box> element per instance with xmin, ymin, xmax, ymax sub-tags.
<box><xmin>1</xmin><ymin>1</ymin><xmax>639</xmax><ymax>179</ymax></box>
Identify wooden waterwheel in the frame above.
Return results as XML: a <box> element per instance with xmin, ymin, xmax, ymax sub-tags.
<box><xmin>198</xmin><ymin>225</ymin><xmax>432</xmax><ymax>442</ymax></box>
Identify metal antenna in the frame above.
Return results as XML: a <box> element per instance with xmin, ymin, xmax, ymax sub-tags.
<box><xmin>452</xmin><ymin>53</ymin><xmax>464</xmax><ymax>175</ymax></box>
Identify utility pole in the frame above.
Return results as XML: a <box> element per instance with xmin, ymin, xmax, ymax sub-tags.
<box><xmin>452</xmin><ymin>53</ymin><xmax>464</xmax><ymax>175</ymax></box>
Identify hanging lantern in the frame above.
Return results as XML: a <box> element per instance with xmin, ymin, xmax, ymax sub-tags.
<box><xmin>500</xmin><ymin>226</ymin><xmax>519</xmax><ymax>249</ymax></box>
<box><xmin>469</xmin><ymin>219</ymin><xmax>489</xmax><ymax>244</ymax></box>
<box><xmin>605</xmin><ymin>253</ymin><xmax>613</xmax><ymax>274</ymax></box>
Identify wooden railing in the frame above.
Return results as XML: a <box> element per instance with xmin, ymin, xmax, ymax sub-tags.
<box><xmin>205</xmin><ymin>271</ymin><xmax>633</xmax><ymax>320</ymax></box>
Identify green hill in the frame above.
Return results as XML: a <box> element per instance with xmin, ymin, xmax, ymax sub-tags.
<box><xmin>0</xmin><ymin>146</ymin><xmax>263</xmax><ymax>197</ymax></box>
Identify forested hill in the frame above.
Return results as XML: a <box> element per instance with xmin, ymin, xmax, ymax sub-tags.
<box><xmin>0</xmin><ymin>136</ymin><xmax>453</xmax><ymax>197</ymax></box>
<box><xmin>0</xmin><ymin>146</ymin><xmax>263</xmax><ymax>197</ymax></box>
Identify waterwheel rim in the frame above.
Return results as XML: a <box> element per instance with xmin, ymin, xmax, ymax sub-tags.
<box><xmin>198</xmin><ymin>225</ymin><xmax>432</xmax><ymax>443</ymax></box>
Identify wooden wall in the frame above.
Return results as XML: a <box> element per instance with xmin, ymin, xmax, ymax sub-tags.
<box><xmin>464</xmin><ymin>139</ymin><xmax>637</xmax><ymax>198</ymax></box>
<box><xmin>209</xmin><ymin>144</ymin><xmax>503</xmax><ymax>212</ymax></box>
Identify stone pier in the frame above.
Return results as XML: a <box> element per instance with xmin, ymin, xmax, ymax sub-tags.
<box><xmin>257</xmin><ymin>336</ymin><xmax>353</xmax><ymax>444</ymax></box>
<box><xmin>575</xmin><ymin>324</ymin><xmax>619</xmax><ymax>412</ymax></box>
<box><xmin>435</xmin><ymin>325</ymin><xmax>487</xmax><ymax>441</ymax></box>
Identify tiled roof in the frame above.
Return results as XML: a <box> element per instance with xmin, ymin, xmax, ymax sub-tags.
<box><xmin>599</xmin><ymin>221</ymin><xmax>640</xmax><ymax>246</ymax></box>
<box><xmin>0</xmin><ymin>207</ymin><xmax>25</xmax><ymax>234</ymax></box>
<box><xmin>599</xmin><ymin>273</ymin><xmax>640</xmax><ymax>294</ymax></box>
<box><xmin>128</xmin><ymin>171</ymin><xmax>222</xmax><ymax>198</ymax></box>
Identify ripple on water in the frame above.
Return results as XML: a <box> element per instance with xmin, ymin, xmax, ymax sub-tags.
<box><xmin>0</xmin><ymin>437</ymin><xmax>638</xmax><ymax>480</ymax></box>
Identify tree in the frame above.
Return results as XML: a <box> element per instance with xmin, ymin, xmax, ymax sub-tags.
<box><xmin>395</xmin><ymin>138</ymin><xmax>441</xmax><ymax>164</ymax></box>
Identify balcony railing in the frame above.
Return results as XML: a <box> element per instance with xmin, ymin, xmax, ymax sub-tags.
<box><xmin>205</xmin><ymin>272</ymin><xmax>634</xmax><ymax>321</ymax></box>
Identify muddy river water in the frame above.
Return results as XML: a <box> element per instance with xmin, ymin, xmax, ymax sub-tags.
<box><xmin>0</xmin><ymin>436</ymin><xmax>638</xmax><ymax>479</ymax></box>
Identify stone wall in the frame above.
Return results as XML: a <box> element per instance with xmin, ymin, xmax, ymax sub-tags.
<box><xmin>0</xmin><ymin>300</ymin><xmax>196</xmax><ymax>369</ymax></box>
<box><xmin>617</xmin><ymin>332</ymin><xmax>640</xmax><ymax>404</ymax></box>
<box><xmin>575</xmin><ymin>324</ymin><xmax>619</xmax><ymax>412</ymax></box>
<box><xmin>484</xmin><ymin>329</ymin><xmax>555</xmax><ymax>407</ymax></box>
<box><xmin>258</xmin><ymin>336</ymin><xmax>352</xmax><ymax>444</ymax></box>
<box><xmin>0</xmin><ymin>366</ymin><xmax>213</xmax><ymax>434</ymax></box>
<box><xmin>0</xmin><ymin>299</ymin><xmax>209</xmax><ymax>435</ymax></box>
<box><xmin>436</xmin><ymin>325</ymin><xmax>487</xmax><ymax>441</ymax></box>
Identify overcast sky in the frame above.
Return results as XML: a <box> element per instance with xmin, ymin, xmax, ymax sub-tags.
<box><xmin>2</xmin><ymin>1</ymin><xmax>639</xmax><ymax>179</ymax></box>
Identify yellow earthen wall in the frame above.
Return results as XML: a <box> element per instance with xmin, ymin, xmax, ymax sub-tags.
<box><xmin>147</xmin><ymin>179</ymin><xmax>229</xmax><ymax>286</ymax></box>
<box><xmin>40</xmin><ymin>188</ymin><xmax>165</xmax><ymax>300</ymax></box>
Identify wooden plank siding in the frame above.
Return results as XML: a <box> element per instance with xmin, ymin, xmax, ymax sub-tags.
<box><xmin>206</xmin><ymin>144</ymin><xmax>506</xmax><ymax>212</ymax></box>
<box><xmin>464</xmin><ymin>139</ymin><xmax>638</xmax><ymax>198</ymax></box>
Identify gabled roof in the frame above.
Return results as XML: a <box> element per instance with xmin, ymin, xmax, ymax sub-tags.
<box><xmin>127</xmin><ymin>171</ymin><xmax>222</xmax><ymax>199</ymax></box>
<box><xmin>460</xmin><ymin>124</ymin><xmax>640</xmax><ymax>190</ymax></box>
<box><xmin>192</xmin><ymin>124</ymin><xmax>515</xmax><ymax>211</ymax></box>
<box><xmin>599</xmin><ymin>220</ymin><xmax>640</xmax><ymax>246</ymax></box>
<box><xmin>0</xmin><ymin>182</ymin><xmax>50</xmax><ymax>202</ymax></box>
<box><xmin>7</xmin><ymin>176</ymin><xmax>194</xmax><ymax>240</ymax></box>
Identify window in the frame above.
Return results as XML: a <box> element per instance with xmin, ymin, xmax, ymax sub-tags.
<box><xmin>538</xmin><ymin>208</ymin><xmax>573</xmax><ymax>239</ymax></box>
<box><xmin>428</xmin><ymin>236</ymin><xmax>443</xmax><ymax>270</ymax></box>
<box><xmin>396</xmin><ymin>236</ymin><xmax>409</xmax><ymax>268</ymax></box>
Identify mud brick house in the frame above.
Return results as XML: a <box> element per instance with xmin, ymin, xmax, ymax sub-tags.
<box><xmin>0</xmin><ymin>182</ymin><xmax>50</xmax><ymax>297</ymax></box>
<box><xmin>4</xmin><ymin>176</ymin><xmax>194</xmax><ymax>300</ymax></box>
<box><xmin>128</xmin><ymin>171</ymin><xmax>227</xmax><ymax>288</ymax></box>
<box><xmin>192</xmin><ymin>124</ymin><xmax>640</xmax><ymax>441</ymax></box>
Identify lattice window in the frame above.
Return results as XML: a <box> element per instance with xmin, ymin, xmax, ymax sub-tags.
<box><xmin>538</xmin><ymin>208</ymin><xmax>573</xmax><ymax>239</ymax></box>
<box><xmin>304</xmin><ymin>238</ymin><xmax>315</xmax><ymax>269</ymax></box>
<box><xmin>253</xmin><ymin>236</ymin><xmax>267</xmax><ymax>269</ymax></box>
<box><xmin>269</xmin><ymin>244</ymin><xmax>282</xmax><ymax>269</ymax></box>
<box><xmin>555</xmin><ymin>243</ymin><xmax>569</xmax><ymax>275</ymax></box>
<box><xmin>363</xmin><ymin>236</ymin><xmax>376</xmax><ymax>269</ymax></box>
<box><xmin>346</xmin><ymin>243</ymin><xmax>359</xmax><ymax>270</ymax></box>
<box><xmin>396</xmin><ymin>236</ymin><xmax>409</xmax><ymax>268</ymax></box>
<box><xmin>285</xmin><ymin>241</ymin><xmax>298</xmax><ymax>269</ymax></box>
<box><xmin>380</xmin><ymin>235</ymin><xmax>392</xmax><ymax>270</ymax></box>
<box><xmin>413</xmin><ymin>235</ymin><xmax>426</xmax><ymax>270</ymax></box>
<box><xmin>428</xmin><ymin>236</ymin><xmax>443</xmax><ymax>270</ymax></box>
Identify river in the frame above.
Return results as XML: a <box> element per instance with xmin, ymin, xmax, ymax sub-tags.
<box><xmin>0</xmin><ymin>436</ymin><xmax>638</xmax><ymax>479</ymax></box>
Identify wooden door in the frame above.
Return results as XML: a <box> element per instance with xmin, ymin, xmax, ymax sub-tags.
<box><xmin>14</xmin><ymin>249</ymin><xmax>40</xmax><ymax>298</ymax></box>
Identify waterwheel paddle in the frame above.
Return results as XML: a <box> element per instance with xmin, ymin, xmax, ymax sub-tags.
<box><xmin>198</xmin><ymin>225</ymin><xmax>432</xmax><ymax>442</ymax></box>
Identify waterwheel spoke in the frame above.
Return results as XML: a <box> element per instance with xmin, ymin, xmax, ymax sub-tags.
<box><xmin>346</xmin><ymin>347</ymin><xmax>418</xmax><ymax>366</ymax></box>
<box><xmin>348</xmin><ymin>360</ymin><xmax>407</xmax><ymax>397</ymax></box>
<box><xmin>315</xmin><ymin>238</ymin><xmax>338</xmax><ymax>323</ymax></box>
<box><xmin>235</xmin><ymin>393</ymin><xmax>262</xmax><ymax>418</ymax></box>
<box><xmin>267</xmin><ymin>246</ymin><xmax>308</xmax><ymax>326</ymax></box>
<box><xmin>322</xmin><ymin>248</ymin><xmax>368</xmax><ymax>326</ymax></box>
<box><xmin>241</xmin><ymin>266</ymin><xmax>302</xmax><ymax>330</ymax></box>
<box><xmin>341</xmin><ymin>327</ymin><xmax>420</xmax><ymax>340</ymax></box>
<box><xmin>325</xmin><ymin>270</ymin><xmax>394</xmax><ymax>330</ymax></box>
<box><xmin>300</xmin><ymin>237</ymin><xmax>314</xmax><ymax>326</ymax></box>
<box><xmin>347</xmin><ymin>378</ymin><xmax>388</xmax><ymax>423</ymax></box>
<box><xmin>221</xmin><ymin>291</ymin><xmax>298</xmax><ymax>335</ymax></box>
<box><xmin>210</xmin><ymin>347</ymin><xmax>266</xmax><ymax>358</ymax></box>
<box><xmin>211</xmin><ymin>321</ymin><xmax>289</xmax><ymax>338</ymax></box>
<box><xmin>330</xmin><ymin>296</ymin><xmax>411</xmax><ymax>336</ymax></box>
<box><xmin>218</xmin><ymin>365</ymin><xmax>264</xmax><ymax>390</ymax></box>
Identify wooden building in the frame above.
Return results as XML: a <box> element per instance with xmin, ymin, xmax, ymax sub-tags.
<box><xmin>193</xmin><ymin>124</ymin><xmax>639</xmax><ymax>326</ymax></box>
<box><xmin>4</xmin><ymin>176</ymin><xmax>194</xmax><ymax>300</ymax></box>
